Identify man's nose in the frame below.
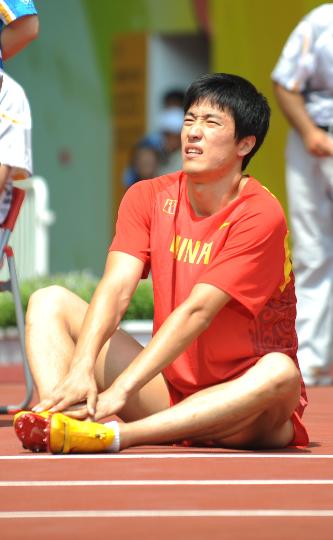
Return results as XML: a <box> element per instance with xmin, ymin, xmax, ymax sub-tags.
<box><xmin>187</xmin><ymin>122</ymin><xmax>203</xmax><ymax>139</ymax></box>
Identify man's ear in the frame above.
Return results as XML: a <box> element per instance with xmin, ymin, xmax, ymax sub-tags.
<box><xmin>238</xmin><ymin>135</ymin><xmax>256</xmax><ymax>157</ymax></box>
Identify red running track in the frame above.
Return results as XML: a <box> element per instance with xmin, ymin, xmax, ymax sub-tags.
<box><xmin>0</xmin><ymin>368</ymin><xmax>333</xmax><ymax>539</ymax></box>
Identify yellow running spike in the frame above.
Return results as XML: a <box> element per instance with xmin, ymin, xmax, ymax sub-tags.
<box><xmin>14</xmin><ymin>411</ymin><xmax>118</xmax><ymax>454</ymax></box>
<box><xmin>49</xmin><ymin>413</ymin><xmax>117</xmax><ymax>454</ymax></box>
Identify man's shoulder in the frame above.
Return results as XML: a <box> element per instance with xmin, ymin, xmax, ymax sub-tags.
<box><xmin>243</xmin><ymin>177</ymin><xmax>287</xmax><ymax>225</ymax></box>
<box><xmin>128</xmin><ymin>171</ymin><xmax>183</xmax><ymax>197</ymax></box>
<box><xmin>120</xmin><ymin>172</ymin><xmax>183</xmax><ymax>216</ymax></box>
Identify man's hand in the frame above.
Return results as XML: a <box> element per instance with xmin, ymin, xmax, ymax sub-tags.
<box><xmin>32</xmin><ymin>366</ymin><xmax>98</xmax><ymax>419</ymax></box>
<box><xmin>273</xmin><ymin>83</ymin><xmax>333</xmax><ymax>158</ymax></box>
<box><xmin>303</xmin><ymin>127</ymin><xmax>333</xmax><ymax>157</ymax></box>
<box><xmin>94</xmin><ymin>383</ymin><xmax>128</xmax><ymax>421</ymax></box>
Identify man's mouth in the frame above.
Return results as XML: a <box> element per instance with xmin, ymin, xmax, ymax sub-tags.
<box><xmin>185</xmin><ymin>146</ymin><xmax>203</xmax><ymax>156</ymax></box>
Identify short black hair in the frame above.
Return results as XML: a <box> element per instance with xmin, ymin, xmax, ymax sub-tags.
<box><xmin>183</xmin><ymin>73</ymin><xmax>270</xmax><ymax>170</ymax></box>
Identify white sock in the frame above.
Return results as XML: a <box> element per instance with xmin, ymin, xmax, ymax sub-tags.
<box><xmin>104</xmin><ymin>420</ymin><xmax>121</xmax><ymax>452</ymax></box>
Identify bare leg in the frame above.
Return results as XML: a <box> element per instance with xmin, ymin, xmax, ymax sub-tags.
<box><xmin>26</xmin><ymin>286</ymin><xmax>301</xmax><ymax>450</ymax></box>
<box><xmin>25</xmin><ymin>286</ymin><xmax>170</xmax><ymax>418</ymax></box>
<box><xmin>26</xmin><ymin>286</ymin><xmax>82</xmax><ymax>397</ymax></box>
<box><xmin>117</xmin><ymin>353</ymin><xmax>301</xmax><ymax>450</ymax></box>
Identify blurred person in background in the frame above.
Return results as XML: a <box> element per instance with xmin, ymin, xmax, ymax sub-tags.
<box><xmin>0</xmin><ymin>0</ymin><xmax>38</xmax><ymax>222</ymax></box>
<box><xmin>148</xmin><ymin>88</ymin><xmax>185</xmax><ymax>166</ymax></box>
<box><xmin>272</xmin><ymin>3</ymin><xmax>333</xmax><ymax>386</ymax></box>
<box><xmin>155</xmin><ymin>88</ymin><xmax>185</xmax><ymax>174</ymax></box>
<box><xmin>123</xmin><ymin>89</ymin><xmax>184</xmax><ymax>187</ymax></box>
<box><xmin>155</xmin><ymin>105</ymin><xmax>183</xmax><ymax>176</ymax></box>
<box><xmin>162</xmin><ymin>88</ymin><xmax>185</xmax><ymax>109</ymax></box>
<box><xmin>0</xmin><ymin>72</ymin><xmax>32</xmax><ymax>224</ymax></box>
<box><xmin>123</xmin><ymin>141</ymin><xmax>160</xmax><ymax>189</ymax></box>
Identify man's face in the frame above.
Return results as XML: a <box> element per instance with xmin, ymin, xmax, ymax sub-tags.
<box><xmin>181</xmin><ymin>99</ymin><xmax>244</xmax><ymax>180</ymax></box>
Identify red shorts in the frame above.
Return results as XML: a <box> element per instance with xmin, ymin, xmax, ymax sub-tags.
<box><xmin>168</xmin><ymin>383</ymin><xmax>309</xmax><ymax>449</ymax></box>
<box><xmin>289</xmin><ymin>410</ymin><xmax>309</xmax><ymax>447</ymax></box>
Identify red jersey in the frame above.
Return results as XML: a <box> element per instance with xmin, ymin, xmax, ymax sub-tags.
<box><xmin>110</xmin><ymin>172</ymin><xmax>307</xmax><ymax>421</ymax></box>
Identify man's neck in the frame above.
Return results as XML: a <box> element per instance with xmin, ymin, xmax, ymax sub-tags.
<box><xmin>186</xmin><ymin>172</ymin><xmax>247</xmax><ymax>217</ymax></box>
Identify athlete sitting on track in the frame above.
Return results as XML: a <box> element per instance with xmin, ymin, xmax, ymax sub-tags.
<box><xmin>14</xmin><ymin>73</ymin><xmax>309</xmax><ymax>454</ymax></box>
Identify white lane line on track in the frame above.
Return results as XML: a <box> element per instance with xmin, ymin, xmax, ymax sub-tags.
<box><xmin>0</xmin><ymin>510</ymin><xmax>333</xmax><ymax>518</ymax></box>
<box><xmin>1</xmin><ymin>479</ymin><xmax>333</xmax><ymax>487</ymax></box>
<box><xmin>0</xmin><ymin>453</ymin><xmax>333</xmax><ymax>460</ymax></box>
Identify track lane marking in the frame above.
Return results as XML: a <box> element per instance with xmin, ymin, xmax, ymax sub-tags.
<box><xmin>0</xmin><ymin>510</ymin><xmax>333</xmax><ymax>518</ymax></box>
<box><xmin>1</xmin><ymin>453</ymin><xmax>333</xmax><ymax>460</ymax></box>
<box><xmin>1</xmin><ymin>479</ymin><xmax>333</xmax><ymax>487</ymax></box>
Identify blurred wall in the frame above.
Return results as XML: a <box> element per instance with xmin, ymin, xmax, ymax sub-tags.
<box><xmin>83</xmin><ymin>0</ymin><xmax>201</xmax><ymax>214</ymax></box>
<box><xmin>5</xmin><ymin>0</ymin><xmax>200</xmax><ymax>276</ymax></box>
<box><xmin>6</xmin><ymin>0</ymin><xmax>110</xmax><ymax>276</ymax></box>
<box><xmin>147</xmin><ymin>34</ymin><xmax>208</xmax><ymax>133</ymax></box>
<box><xmin>83</xmin><ymin>0</ymin><xmax>198</xmax><ymax>90</ymax></box>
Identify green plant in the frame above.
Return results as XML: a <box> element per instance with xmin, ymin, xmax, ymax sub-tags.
<box><xmin>0</xmin><ymin>272</ymin><xmax>154</xmax><ymax>328</ymax></box>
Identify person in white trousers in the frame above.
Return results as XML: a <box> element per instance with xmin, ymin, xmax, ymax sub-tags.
<box><xmin>0</xmin><ymin>72</ymin><xmax>32</xmax><ymax>223</ymax></box>
<box><xmin>272</xmin><ymin>3</ymin><xmax>333</xmax><ymax>386</ymax></box>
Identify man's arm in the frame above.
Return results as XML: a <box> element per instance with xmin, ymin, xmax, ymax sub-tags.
<box><xmin>33</xmin><ymin>251</ymin><xmax>145</xmax><ymax>416</ymax></box>
<box><xmin>1</xmin><ymin>14</ymin><xmax>39</xmax><ymax>60</ymax></box>
<box><xmin>72</xmin><ymin>251</ymin><xmax>144</xmax><ymax>369</ymax></box>
<box><xmin>95</xmin><ymin>282</ymin><xmax>231</xmax><ymax>419</ymax></box>
<box><xmin>273</xmin><ymin>82</ymin><xmax>333</xmax><ymax>157</ymax></box>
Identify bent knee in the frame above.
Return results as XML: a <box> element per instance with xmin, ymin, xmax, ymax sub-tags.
<box><xmin>258</xmin><ymin>353</ymin><xmax>301</xmax><ymax>397</ymax></box>
<box><xmin>26</xmin><ymin>285</ymin><xmax>77</xmax><ymax>324</ymax></box>
<box><xmin>248</xmin><ymin>353</ymin><xmax>302</xmax><ymax>427</ymax></box>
